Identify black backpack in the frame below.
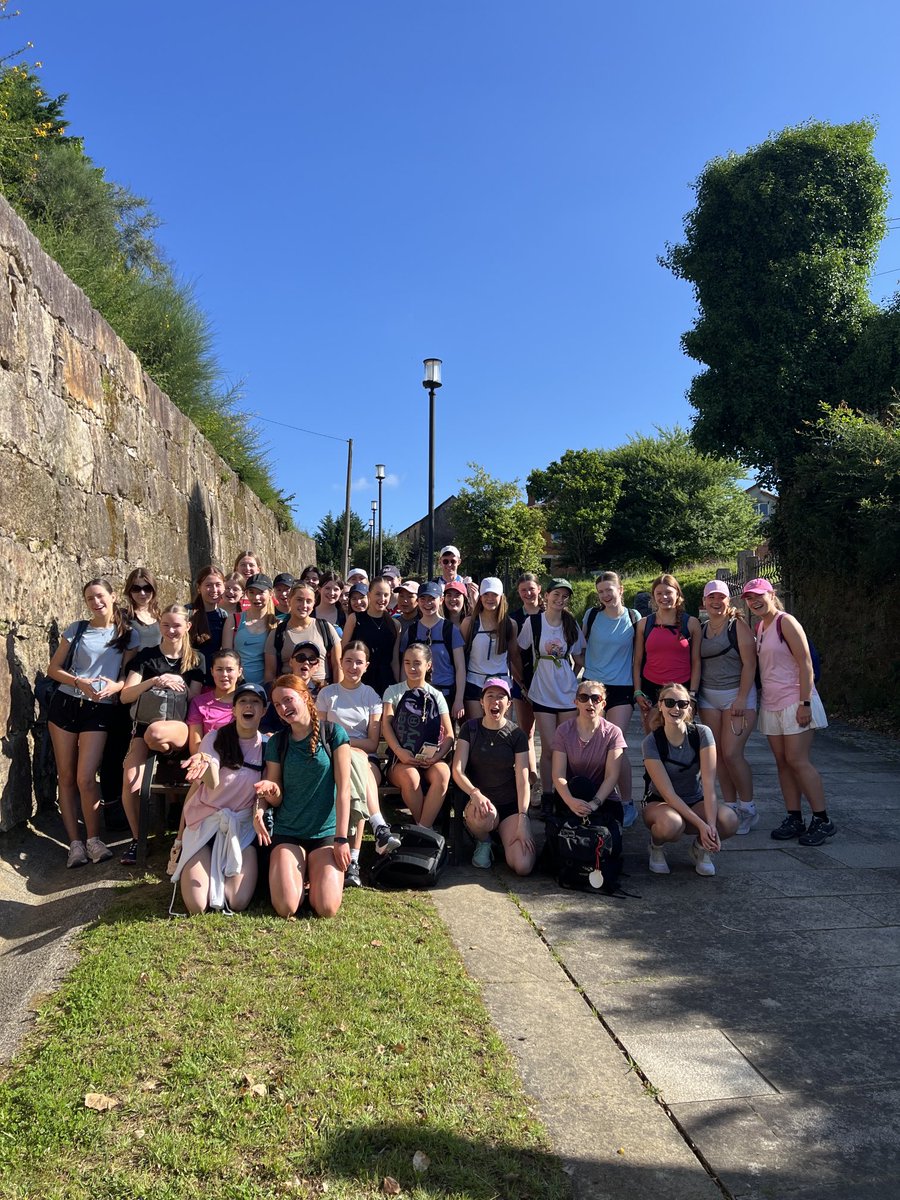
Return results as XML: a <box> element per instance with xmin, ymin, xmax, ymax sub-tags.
<box><xmin>273</xmin><ymin>619</ymin><xmax>339</xmax><ymax>676</ymax></box>
<box><xmin>369</xmin><ymin>823</ymin><xmax>448</xmax><ymax>889</ymax></box>
<box><xmin>543</xmin><ymin>777</ymin><xmax>624</xmax><ymax>895</ymax></box>
<box><xmin>389</xmin><ymin>687</ymin><xmax>446</xmax><ymax>760</ymax></box>
<box><xmin>642</xmin><ymin>723</ymin><xmax>702</xmax><ymax>801</ymax></box>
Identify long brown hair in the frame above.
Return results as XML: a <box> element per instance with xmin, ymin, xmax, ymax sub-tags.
<box><xmin>123</xmin><ymin>567</ymin><xmax>161</xmax><ymax>622</ymax></box>
<box><xmin>465</xmin><ymin>592</ymin><xmax>511</xmax><ymax>656</ymax></box>
<box><xmin>273</xmin><ymin>672</ymin><xmax>320</xmax><ymax>756</ymax></box>
<box><xmin>82</xmin><ymin>578</ymin><xmax>132</xmax><ymax>651</ymax></box>
<box><xmin>190</xmin><ymin>566</ymin><xmax>226</xmax><ymax>646</ymax></box>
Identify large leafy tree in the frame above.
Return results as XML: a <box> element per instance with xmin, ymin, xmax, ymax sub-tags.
<box><xmin>450</xmin><ymin>465</ymin><xmax>546</xmax><ymax>581</ymax></box>
<box><xmin>527</xmin><ymin>449</ymin><xmax>623</xmax><ymax>573</ymax></box>
<box><xmin>663</xmin><ymin>120</ymin><xmax>888</xmax><ymax>484</ymax></box>
<box><xmin>601</xmin><ymin>428</ymin><xmax>759</xmax><ymax>571</ymax></box>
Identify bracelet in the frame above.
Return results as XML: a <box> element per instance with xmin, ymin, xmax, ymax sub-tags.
<box><xmin>633</xmin><ymin>690</ymin><xmax>646</xmax><ymax>700</ymax></box>
<box><xmin>334</xmin><ymin>836</ymin><xmax>349</xmax><ymax>844</ymax></box>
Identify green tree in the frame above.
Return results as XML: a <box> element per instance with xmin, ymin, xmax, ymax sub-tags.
<box><xmin>601</xmin><ymin>427</ymin><xmax>759</xmax><ymax>571</ymax></box>
<box><xmin>527</xmin><ymin>449</ymin><xmax>623</xmax><ymax>573</ymax></box>
<box><xmin>450</xmin><ymin>465</ymin><xmax>546</xmax><ymax>581</ymax></box>
<box><xmin>315</xmin><ymin>511</ymin><xmax>366</xmax><ymax>570</ymax></box>
<box><xmin>662</xmin><ymin>120</ymin><xmax>889</xmax><ymax>483</ymax></box>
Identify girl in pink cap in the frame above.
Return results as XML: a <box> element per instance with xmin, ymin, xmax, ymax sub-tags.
<box><xmin>741</xmin><ymin>579</ymin><xmax>833</xmax><ymax>846</ymax></box>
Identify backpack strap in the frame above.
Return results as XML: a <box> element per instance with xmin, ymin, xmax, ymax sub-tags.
<box><xmin>273</xmin><ymin>622</ymin><xmax>286</xmax><ymax>667</ymax></box>
<box><xmin>584</xmin><ymin>606</ymin><xmax>600</xmax><ymax>640</ymax></box>
<box><xmin>529</xmin><ymin>612</ymin><xmax>543</xmax><ymax>652</ymax></box>
<box><xmin>653</xmin><ymin>723</ymin><xmax>701</xmax><ymax>770</ymax></box>
<box><xmin>680</xmin><ymin>612</ymin><xmax>692</xmax><ymax>640</ymax></box>
<box><xmin>441</xmin><ymin>617</ymin><xmax>455</xmax><ymax>659</ymax></box>
<box><xmin>63</xmin><ymin>620</ymin><xmax>90</xmax><ymax>672</ymax></box>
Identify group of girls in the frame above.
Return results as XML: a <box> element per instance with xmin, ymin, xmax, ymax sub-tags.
<box><xmin>46</xmin><ymin>550</ymin><xmax>831</xmax><ymax>908</ymax></box>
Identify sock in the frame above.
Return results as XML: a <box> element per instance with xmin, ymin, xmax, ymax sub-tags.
<box><xmin>738</xmin><ymin>801</ymin><xmax>756</xmax><ymax>811</ymax></box>
<box><xmin>786</xmin><ymin>810</ymin><xmax>803</xmax><ymax>819</ymax></box>
<box><xmin>813</xmin><ymin>809</ymin><xmax>829</xmax><ymax>823</ymax></box>
<box><xmin>368</xmin><ymin>812</ymin><xmax>387</xmax><ymax>832</ymax></box>
<box><xmin>350</xmin><ymin>847</ymin><xmax>360</xmax><ymax>864</ymax></box>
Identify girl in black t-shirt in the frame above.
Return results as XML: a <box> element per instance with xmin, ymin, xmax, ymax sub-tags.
<box><xmin>118</xmin><ymin>605</ymin><xmax>205</xmax><ymax>865</ymax></box>
<box><xmin>452</xmin><ymin>677</ymin><xmax>534</xmax><ymax>876</ymax></box>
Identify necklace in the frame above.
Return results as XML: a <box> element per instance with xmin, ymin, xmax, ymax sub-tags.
<box><xmin>705</xmin><ymin>616</ymin><xmax>728</xmax><ymax>637</ymax></box>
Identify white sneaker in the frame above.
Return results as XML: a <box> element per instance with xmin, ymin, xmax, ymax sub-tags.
<box><xmin>86</xmin><ymin>836</ymin><xmax>113</xmax><ymax>863</ymax></box>
<box><xmin>690</xmin><ymin>839</ymin><xmax>716</xmax><ymax>876</ymax></box>
<box><xmin>67</xmin><ymin>839</ymin><xmax>88</xmax><ymax>868</ymax></box>
<box><xmin>648</xmin><ymin>842</ymin><xmax>670</xmax><ymax>874</ymax></box>
<box><xmin>734</xmin><ymin>802</ymin><xmax>759</xmax><ymax>836</ymax></box>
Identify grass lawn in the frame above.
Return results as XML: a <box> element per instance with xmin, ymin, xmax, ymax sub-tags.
<box><xmin>0</xmin><ymin>881</ymin><xmax>568</xmax><ymax>1200</ymax></box>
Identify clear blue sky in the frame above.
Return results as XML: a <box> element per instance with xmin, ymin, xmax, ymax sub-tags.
<box><xmin>14</xmin><ymin>1</ymin><xmax>900</xmax><ymax>538</ymax></box>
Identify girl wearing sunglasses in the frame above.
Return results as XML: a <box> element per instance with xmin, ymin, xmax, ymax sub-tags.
<box><xmin>123</xmin><ymin>568</ymin><xmax>161</xmax><ymax>650</ymax></box>
<box><xmin>641</xmin><ymin>683</ymin><xmax>737</xmax><ymax>877</ymax></box>
<box><xmin>551</xmin><ymin>682</ymin><xmax>627</xmax><ymax>822</ymax></box>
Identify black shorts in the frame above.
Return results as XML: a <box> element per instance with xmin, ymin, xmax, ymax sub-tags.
<box><xmin>601</xmin><ymin>684</ymin><xmax>635</xmax><ymax>711</ymax></box>
<box><xmin>463</xmin><ymin>681</ymin><xmax>484</xmax><ymax>702</ymax></box>
<box><xmin>464</xmin><ymin>795</ymin><xmax>520</xmax><ymax>827</ymax></box>
<box><xmin>270</xmin><ymin>833</ymin><xmax>335</xmax><ymax>854</ymax></box>
<box><xmin>48</xmin><ymin>690</ymin><xmax>115</xmax><ymax>734</ymax></box>
<box><xmin>531</xmin><ymin>701</ymin><xmax>575</xmax><ymax>715</ymax></box>
<box><xmin>641</xmin><ymin>677</ymin><xmax>691</xmax><ymax>705</ymax></box>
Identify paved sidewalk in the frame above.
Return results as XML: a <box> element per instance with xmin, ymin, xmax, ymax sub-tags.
<box><xmin>434</xmin><ymin>718</ymin><xmax>900</xmax><ymax>1200</ymax></box>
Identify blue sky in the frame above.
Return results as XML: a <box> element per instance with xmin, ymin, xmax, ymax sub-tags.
<box><xmin>14</xmin><ymin>1</ymin><xmax>900</xmax><ymax>538</ymax></box>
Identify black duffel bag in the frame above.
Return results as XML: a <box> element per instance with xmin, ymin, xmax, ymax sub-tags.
<box><xmin>369</xmin><ymin>824</ymin><xmax>448</xmax><ymax>889</ymax></box>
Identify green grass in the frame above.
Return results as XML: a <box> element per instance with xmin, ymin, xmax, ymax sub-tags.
<box><xmin>0</xmin><ymin>883</ymin><xmax>567</xmax><ymax>1200</ymax></box>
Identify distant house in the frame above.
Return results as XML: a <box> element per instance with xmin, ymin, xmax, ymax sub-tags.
<box><xmin>395</xmin><ymin>495</ymin><xmax>458</xmax><ymax>577</ymax></box>
<box><xmin>744</xmin><ymin>484</ymin><xmax>778</xmax><ymax>519</ymax></box>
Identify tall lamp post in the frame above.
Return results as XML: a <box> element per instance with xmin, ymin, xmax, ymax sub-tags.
<box><xmin>370</xmin><ymin>500</ymin><xmax>377</xmax><ymax>577</ymax></box>
<box><xmin>375</xmin><ymin>463</ymin><xmax>386</xmax><ymax>573</ymax></box>
<box><xmin>422</xmin><ymin>358</ymin><xmax>442</xmax><ymax>580</ymax></box>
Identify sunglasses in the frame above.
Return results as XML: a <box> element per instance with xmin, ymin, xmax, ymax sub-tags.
<box><xmin>576</xmin><ymin>693</ymin><xmax>603</xmax><ymax>705</ymax></box>
<box><xmin>292</xmin><ymin>653</ymin><xmax>320</xmax><ymax>665</ymax></box>
<box><xmin>130</xmin><ymin>584</ymin><xmax>153</xmax><ymax>594</ymax></box>
<box><xmin>662</xmin><ymin>698</ymin><xmax>691</xmax><ymax>710</ymax></box>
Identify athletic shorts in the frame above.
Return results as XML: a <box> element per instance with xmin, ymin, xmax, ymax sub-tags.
<box><xmin>698</xmin><ymin>685</ymin><xmax>758</xmax><ymax>712</ymax></box>
<box><xmin>270</xmin><ymin>834</ymin><xmax>335</xmax><ymax>853</ymax></box>
<box><xmin>48</xmin><ymin>690</ymin><xmax>115</xmax><ymax>734</ymax></box>
<box><xmin>531</xmin><ymin>701</ymin><xmax>576</xmax><ymax>715</ymax></box>
<box><xmin>464</xmin><ymin>795</ymin><xmax>520</xmax><ymax>828</ymax></box>
<box><xmin>600</xmin><ymin>684</ymin><xmax>635</xmax><ymax>711</ymax></box>
<box><xmin>758</xmin><ymin>694</ymin><xmax>827</xmax><ymax>736</ymax></box>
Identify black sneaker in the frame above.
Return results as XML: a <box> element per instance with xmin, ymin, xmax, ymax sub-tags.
<box><xmin>344</xmin><ymin>861</ymin><xmax>362</xmax><ymax>888</ymax></box>
<box><xmin>374</xmin><ymin>825</ymin><xmax>401</xmax><ymax>855</ymax></box>
<box><xmin>798</xmin><ymin>815</ymin><xmax>836</xmax><ymax>846</ymax></box>
<box><xmin>770</xmin><ymin>814</ymin><xmax>806</xmax><ymax>841</ymax></box>
<box><xmin>120</xmin><ymin>839</ymin><xmax>138</xmax><ymax>865</ymax></box>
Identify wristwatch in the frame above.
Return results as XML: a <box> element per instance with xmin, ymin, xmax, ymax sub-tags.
<box><xmin>800</xmin><ymin>700</ymin><xmax>811</xmax><ymax>707</ymax></box>
<box><xmin>334</xmin><ymin>836</ymin><xmax>350</xmax><ymax>844</ymax></box>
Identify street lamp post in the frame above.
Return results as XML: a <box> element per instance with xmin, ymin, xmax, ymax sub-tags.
<box><xmin>422</xmin><ymin>358</ymin><xmax>442</xmax><ymax>580</ymax></box>
<box><xmin>375</xmin><ymin>463</ymin><xmax>386</xmax><ymax>573</ymax></box>
<box><xmin>370</xmin><ymin>500</ymin><xmax>377</xmax><ymax>577</ymax></box>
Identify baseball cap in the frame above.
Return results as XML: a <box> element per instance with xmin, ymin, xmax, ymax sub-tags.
<box><xmin>245</xmin><ymin>573</ymin><xmax>274</xmax><ymax>592</ymax></box>
<box><xmin>443</xmin><ymin>580</ymin><xmax>467</xmax><ymax>596</ymax></box>
<box><xmin>547</xmin><ymin>577</ymin><xmax>573</xmax><ymax>594</ymax></box>
<box><xmin>349</xmin><ymin>582</ymin><xmax>369</xmax><ymax>597</ymax></box>
<box><xmin>703</xmin><ymin>580</ymin><xmax>730</xmax><ymax>599</ymax></box>
<box><xmin>347</xmin><ymin>567</ymin><xmax>369</xmax><ymax>582</ymax></box>
<box><xmin>273</xmin><ymin>572</ymin><xmax>295</xmax><ymax>587</ymax></box>
<box><xmin>439</xmin><ymin>545</ymin><xmax>461</xmax><ymax>558</ymax></box>
<box><xmin>479</xmin><ymin>577</ymin><xmax>503</xmax><ymax>596</ymax></box>
<box><xmin>397</xmin><ymin>580</ymin><xmax>419</xmax><ymax>596</ymax></box>
<box><xmin>233</xmin><ymin>681</ymin><xmax>268</xmax><ymax>706</ymax></box>
<box><xmin>418</xmin><ymin>581</ymin><xmax>443</xmax><ymax>599</ymax></box>
<box><xmin>741</xmin><ymin>578</ymin><xmax>774</xmax><ymax>597</ymax></box>
<box><xmin>481</xmin><ymin>677</ymin><xmax>511</xmax><ymax>696</ymax></box>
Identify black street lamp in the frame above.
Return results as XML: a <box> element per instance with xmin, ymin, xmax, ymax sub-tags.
<box><xmin>368</xmin><ymin>515</ymin><xmax>375</xmax><ymax>579</ymax></box>
<box><xmin>422</xmin><ymin>358</ymin><xmax>442</xmax><ymax>580</ymax></box>
<box><xmin>375</xmin><ymin>463</ymin><xmax>385</xmax><ymax>573</ymax></box>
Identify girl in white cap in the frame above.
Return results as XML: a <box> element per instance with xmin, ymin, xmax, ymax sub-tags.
<box><xmin>461</xmin><ymin>578</ymin><xmax>524</xmax><ymax>719</ymax></box>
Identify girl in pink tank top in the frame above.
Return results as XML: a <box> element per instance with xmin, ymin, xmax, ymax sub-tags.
<box><xmin>633</xmin><ymin>574</ymin><xmax>702</xmax><ymax>734</ymax></box>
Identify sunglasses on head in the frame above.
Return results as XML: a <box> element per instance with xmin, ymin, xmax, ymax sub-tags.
<box><xmin>662</xmin><ymin>697</ymin><xmax>691</xmax><ymax>710</ymax></box>
<box><xmin>576</xmin><ymin>693</ymin><xmax>603</xmax><ymax>704</ymax></box>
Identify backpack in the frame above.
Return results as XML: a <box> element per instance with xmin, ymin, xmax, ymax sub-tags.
<box><xmin>273</xmin><ymin>618</ymin><xmax>338</xmax><ymax>676</ymax></box>
<box><xmin>36</xmin><ymin>619</ymin><xmax>89</xmax><ymax>712</ymax></box>
<box><xmin>543</xmin><ymin>777</ymin><xmax>624</xmax><ymax>895</ymax></box>
<box><xmin>773</xmin><ymin>612</ymin><xmax>821</xmax><ymax>685</ymax></box>
<box><xmin>389</xmin><ymin>687</ymin><xmax>447</xmax><ymax>760</ymax></box>
<box><xmin>529</xmin><ymin>612</ymin><xmax>578</xmax><ymax>663</ymax></box>
<box><xmin>643</xmin><ymin>723</ymin><xmax>702</xmax><ymax>802</ymax></box>
<box><xmin>369</xmin><ymin>823</ymin><xmax>448</xmax><ymax>889</ymax></box>
<box><xmin>640</xmin><ymin>611</ymin><xmax>692</xmax><ymax>678</ymax></box>
<box><xmin>701</xmin><ymin>616</ymin><xmax>740</xmax><ymax>658</ymax></box>
<box><xmin>463</xmin><ymin>614</ymin><xmax>516</xmax><ymax>661</ymax></box>
<box><xmin>584</xmin><ymin>606</ymin><xmax>640</xmax><ymax>641</ymax></box>
<box><xmin>400</xmin><ymin>617</ymin><xmax>455</xmax><ymax>662</ymax></box>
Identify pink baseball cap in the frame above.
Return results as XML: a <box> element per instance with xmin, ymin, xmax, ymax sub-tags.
<box><xmin>443</xmin><ymin>580</ymin><xmax>467</xmax><ymax>596</ymax></box>
<box><xmin>741</xmin><ymin>577</ymin><xmax>774</xmax><ymax>597</ymax></box>
<box><xmin>703</xmin><ymin>580</ymin><xmax>730</xmax><ymax>599</ymax></box>
<box><xmin>481</xmin><ymin>677</ymin><xmax>511</xmax><ymax>696</ymax></box>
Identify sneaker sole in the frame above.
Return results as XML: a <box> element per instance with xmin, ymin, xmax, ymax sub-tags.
<box><xmin>770</xmin><ymin>827</ymin><xmax>805</xmax><ymax>841</ymax></box>
<box><xmin>798</xmin><ymin>828</ymin><xmax>836</xmax><ymax>847</ymax></box>
<box><xmin>88</xmin><ymin>851</ymin><xmax>113</xmax><ymax>863</ymax></box>
<box><xmin>376</xmin><ymin>838</ymin><xmax>402</xmax><ymax>856</ymax></box>
<box><xmin>67</xmin><ymin>858</ymin><xmax>88</xmax><ymax>869</ymax></box>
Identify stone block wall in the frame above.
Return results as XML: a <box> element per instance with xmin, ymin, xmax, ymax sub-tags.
<box><xmin>0</xmin><ymin>196</ymin><xmax>315</xmax><ymax>830</ymax></box>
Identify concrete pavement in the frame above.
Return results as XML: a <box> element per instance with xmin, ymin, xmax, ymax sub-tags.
<box><xmin>434</xmin><ymin>716</ymin><xmax>900</xmax><ymax>1199</ymax></box>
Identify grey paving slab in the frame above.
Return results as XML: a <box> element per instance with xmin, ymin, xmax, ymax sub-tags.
<box><xmin>672</xmin><ymin>1086</ymin><xmax>900</xmax><ymax>1200</ymax></box>
<box><xmin>697</xmin><ymin>894</ymin><xmax>881</xmax><ymax>933</ymax></box>
<box><xmin>726</xmin><ymin>1016</ymin><xmax>900</xmax><ymax>1091</ymax></box>
<box><xmin>792</xmin><ymin>924</ymin><xmax>900</xmax><ymax>967</ymax></box>
<box><xmin>816</xmin><ymin>842</ymin><xmax>900</xmax><ymax>869</ymax></box>
<box><xmin>845</xmin><ymin>891</ymin><xmax>900</xmax><ymax>924</ymax></box>
<box><xmin>623</xmin><ymin>1028</ymin><xmax>777</xmax><ymax>1103</ymax></box>
<box><xmin>754</xmin><ymin>866</ymin><xmax>900</xmax><ymax>897</ymax></box>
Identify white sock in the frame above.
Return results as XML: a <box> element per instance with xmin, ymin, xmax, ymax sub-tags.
<box><xmin>368</xmin><ymin>812</ymin><xmax>387</xmax><ymax>832</ymax></box>
<box><xmin>350</xmin><ymin>847</ymin><xmax>360</xmax><ymax>864</ymax></box>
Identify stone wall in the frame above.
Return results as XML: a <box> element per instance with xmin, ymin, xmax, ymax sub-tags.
<box><xmin>0</xmin><ymin>196</ymin><xmax>315</xmax><ymax>830</ymax></box>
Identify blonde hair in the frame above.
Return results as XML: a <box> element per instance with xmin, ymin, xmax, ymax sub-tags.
<box><xmin>273</xmin><ymin>673</ymin><xmax>320</xmax><ymax>756</ymax></box>
<box><xmin>160</xmin><ymin>604</ymin><xmax>202</xmax><ymax>674</ymax></box>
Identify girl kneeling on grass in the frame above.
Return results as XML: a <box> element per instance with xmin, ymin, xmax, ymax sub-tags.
<box><xmin>316</xmin><ymin>640</ymin><xmax>402</xmax><ymax>888</ymax></box>
<box><xmin>642</xmin><ymin>682</ymin><xmax>738</xmax><ymax>877</ymax></box>
<box><xmin>452</xmin><ymin>677</ymin><xmax>534</xmax><ymax>875</ymax></box>
<box><xmin>172</xmin><ymin>681</ymin><xmax>267</xmax><ymax>914</ymax></box>
<box><xmin>253</xmin><ymin>673</ymin><xmax>352</xmax><ymax>919</ymax></box>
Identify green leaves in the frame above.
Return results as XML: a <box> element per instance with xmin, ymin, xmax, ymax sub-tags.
<box><xmin>450</xmin><ymin>465</ymin><xmax>547</xmax><ymax>579</ymax></box>
<box><xmin>527</xmin><ymin>450</ymin><xmax>622</xmax><ymax>574</ymax></box>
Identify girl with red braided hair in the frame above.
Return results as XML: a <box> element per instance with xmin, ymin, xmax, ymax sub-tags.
<box><xmin>253</xmin><ymin>673</ymin><xmax>352</xmax><ymax>918</ymax></box>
